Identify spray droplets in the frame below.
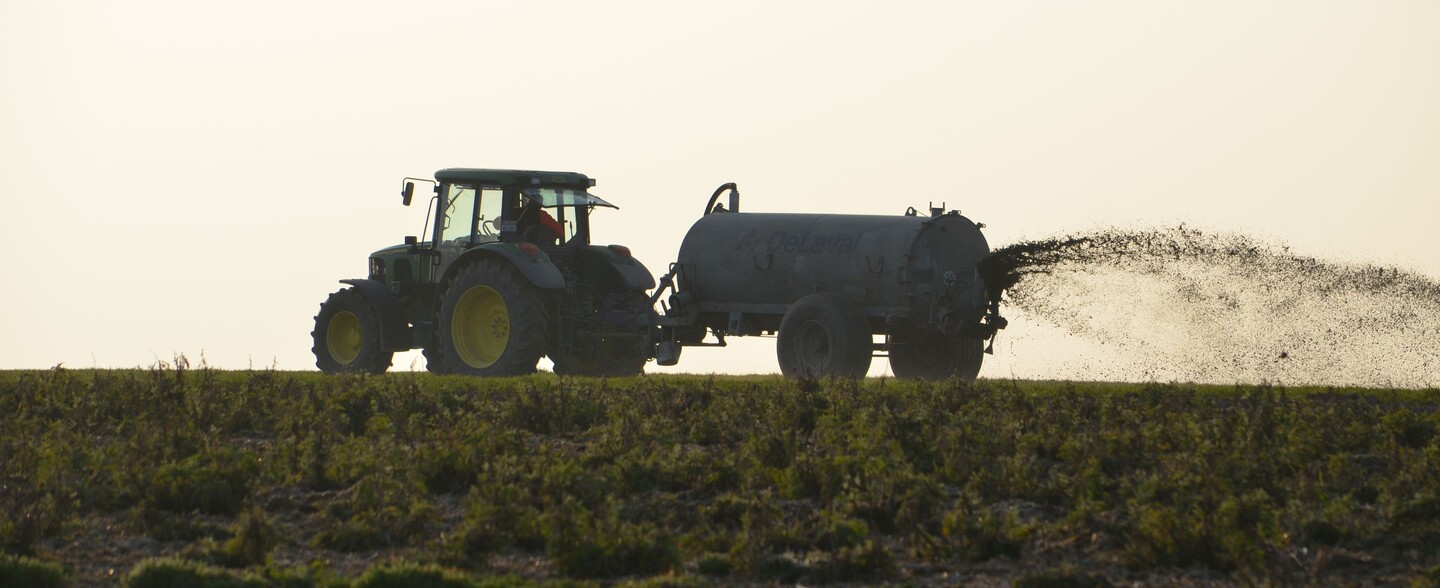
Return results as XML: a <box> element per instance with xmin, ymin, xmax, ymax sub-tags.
<box><xmin>980</xmin><ymin>227</ymin><xmax>1440</xmax><ymax>388</ymax></box>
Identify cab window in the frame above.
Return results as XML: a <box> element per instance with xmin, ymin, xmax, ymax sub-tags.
<box><xmin>475</xmin><ymin>188</ymin><xmax>503</xmax><ymax>241</ymax></box>
<box><xmin>441</xmin><ymin>185</ymin><xmax>476</xmax><ymax>243</ymax></box>
<box><xmin>441</xmin><ymin>185</ymin><xmax>503</xmax><ymax>243</ymax></box>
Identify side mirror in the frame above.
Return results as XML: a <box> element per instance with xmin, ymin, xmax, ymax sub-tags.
<box><xmin>402</xmin><ymin>182</ymin><xmax>415</xmax><ymax>206</ymax></box>
<box><xmin>404</xmin><ymin>235</ymin><xmax>418</xmax><ymax>246</ymax></box>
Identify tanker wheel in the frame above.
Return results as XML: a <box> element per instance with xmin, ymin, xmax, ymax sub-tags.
<box><xmin>889</xmin><ymin>334</ymin><xmax>985</xmax><ymax>381</ymax></box>
<box><xmin>312</xmin><ymin>287</ymin><xmax>394</xmax><ymax>374</ymax></box>
<box><xmin>776</xmin><ymin>293</ymin><xmax>873</xmax><ymax>379</ymax></box>
<box><xmin>437</xmin><ymin>259</ymin><xmax>548</xmax><ymax>376</ymax></box>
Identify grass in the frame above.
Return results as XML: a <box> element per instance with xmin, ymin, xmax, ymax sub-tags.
<box><xmin>1</xmin><ymin>364</ymin><xmax>1437</xmax><ymax>585</ymax></box>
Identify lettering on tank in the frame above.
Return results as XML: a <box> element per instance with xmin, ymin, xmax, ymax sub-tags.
<box><xmin>732</xmin><ymin>229</ymin><xmax>856</xmax><ymax>255</ymax></box>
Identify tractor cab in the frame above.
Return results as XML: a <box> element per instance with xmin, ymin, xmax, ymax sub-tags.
<box><xmin>417</xmin><ymin>169</ymin><xmax>606</xmax><ymax>244</ymax></box>
<box><xmin>391</xmin><ymin>169</ymin><xmax>626</xmax><ymax>284</ymax></box>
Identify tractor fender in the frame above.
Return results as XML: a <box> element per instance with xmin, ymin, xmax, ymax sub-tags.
<box><xmin>449</xmin><ymin>243</ymin><xmax>567</xmax><ymax>290</ymax></box>
<box><xmin>578</xmin><ymin>245</ymin><xmax>656</xmax><ymax>291</ymax></box>
<box><xmin>338</xmin><ymin>278</ymin><xmax>412</xmax><ymax>351</ymax></box>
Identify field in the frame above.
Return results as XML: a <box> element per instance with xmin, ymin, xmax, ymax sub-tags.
<box><xmin>2</xmin><ymin>365</ymin><xmax>1438</xmax><ymax>587</ymax></box>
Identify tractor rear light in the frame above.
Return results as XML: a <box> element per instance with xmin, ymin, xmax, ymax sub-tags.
<box><xmin>518</xmin><ymin>242</ymin><xmax>541</xmax><ymax>256</ymax></box>
<box><xmin>608</xmin><ymin>244</ymin><xmax>632</xmax><ymax>258</ymax></box>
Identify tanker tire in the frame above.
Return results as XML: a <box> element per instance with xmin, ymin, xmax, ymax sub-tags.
<box><xmin>437</xmin><ymin>259</ymin><xmax>549</xmax><ymax>376</ymax></box>
<box><xmin>312</xmin><ymin>287</ymin><xmax>394</xmax><ymax>374</ymax></box>
<box><xmin>777</xmin><ymin>293</ymin><xmax>873</xmax><ymax>379</ymax></box>
<box><xmin>889</xmin><ymin>334</ymin><xmax>984</xmax><ymax>382</ymax></box>
<box><xmin>953</xmin><ymin>337</ymin><xmax>985</xmax><ymax>381</ymax></box>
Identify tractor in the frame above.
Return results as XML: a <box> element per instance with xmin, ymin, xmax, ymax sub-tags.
<box><xmin>312</xmin><ymin>169</ymin><xmax>655</xmax><ymax>376</ymax></box>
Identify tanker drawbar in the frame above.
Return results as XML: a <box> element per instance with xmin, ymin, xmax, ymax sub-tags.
<box><xmin>650</xmin><ymin>184</ymin><xmax>1007</xmax><ymax>380</ymax></box>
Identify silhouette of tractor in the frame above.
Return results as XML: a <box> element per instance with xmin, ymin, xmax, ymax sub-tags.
<box><xmin>312</xmin><ymin>169</ymin><xmax>653</xmax><ymax>376</ymax></box>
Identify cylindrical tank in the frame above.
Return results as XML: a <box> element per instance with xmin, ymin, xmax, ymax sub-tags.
<box><xmin>673</xmin><ymin>211</ymin><xmax>991</xmax><ymax>335</ymax></box>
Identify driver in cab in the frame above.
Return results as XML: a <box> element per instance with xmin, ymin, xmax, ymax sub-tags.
<box><xmin>515</xmin><ymin>197</ymin><xmax>564</xmax><ymax>246</ymax></box>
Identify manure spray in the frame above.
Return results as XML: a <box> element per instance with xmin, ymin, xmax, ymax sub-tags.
<box><xmin>978</xmin><ymin>226</ymin><xmax>1440</xmax><ymax>387</ymax></box>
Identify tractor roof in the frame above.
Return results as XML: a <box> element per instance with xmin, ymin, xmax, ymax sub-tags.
<box><xmin>434</xmin><ymin>168</ymin><xmax>593</xmax><ymax>188</ymax></box>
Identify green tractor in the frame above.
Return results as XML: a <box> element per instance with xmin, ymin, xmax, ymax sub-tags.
<box><xmin>312</xmin><ymin>168</ymin><xmax>656</xmax><ymax>376</ymax></box>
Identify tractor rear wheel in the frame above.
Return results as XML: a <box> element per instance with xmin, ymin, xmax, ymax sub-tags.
<box><xmin>421</xmin><ymin>338</ymin><xmax>449</xmax><ymax>374</ymax></box>
<box><xmin>552</xmin><ymin>290</ymin><xmax>649</xmax><ymax>378</ymax></box>
<box><xmin>312</xmin><ymin>287</ymin><xmax>394</xmax><ymax>374</ymax></box>
<box><xmin>776</xmin><ymin>293</ymin><xmax>872</xmax><ymax>379</ymax></box>
<box><xmin>553</xmin><ymin>336</ymin><xmax>647</xmax><ymax>377</ymax></box>
<box><xmin>889</xmin><ymin>333</ymin><xmax>985</xmax><ymax>381</ymax></box>
<box><xmin>437</xmin><ymin>259</ymin><xmax>548</xmax><ymax>376</ymax></box>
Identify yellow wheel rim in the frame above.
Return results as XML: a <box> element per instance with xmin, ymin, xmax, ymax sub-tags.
<box><xmin>327</xmin><ymin>311</ymin><xmax>362</xmax><ymax>364</ymax></box>
<box><xmin>452</xmin><ymin>285</ymin><xmax>508</xmax><ymax>369</ymax></box>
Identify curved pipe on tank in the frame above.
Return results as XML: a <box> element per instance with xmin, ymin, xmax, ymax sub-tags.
<box><xmin>704</xmin><ymin>183</ymin><xmax>739</xmax><ymax>216</ymax></box>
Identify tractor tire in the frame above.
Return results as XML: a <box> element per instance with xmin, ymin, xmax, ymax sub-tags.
<box><xmin>553</xmin><ymin>337</ymin><xmax>647</xmax><ymax>377</ymax></box>
<box><xmin>421</xmin><ymin>339</ymin><xmax>449</xmax><ymax>374</ymax></box>
<box><xmin>595</xmin><ymin>337</ymin><xmax>648</xmax><ymax>377</ymax></box>
<box><xmin>889</xmin><ymin>333</ymin><xmax>985</xmax><ymax>381</ymax></box>
<box><xmin>437</xmin><ymin>259</ymin><xmax>548</xmax><ymax>376</ymax></box>
<box><xmin>776</xmin><ymin>293</ymin><xmax>873</xmax><ymax>379</ymax></box>
<box><xmin>551</xmin><ymin>290</ymin><xmax>649</xmax><ymax>378</ymax></box>
<box><xmin>312</xmin><ymin>287</ymin><xmax>394</xmax><ymax>374</ymax></box>
<box><xmin>553</xmin><ymin>334</ymin><xmax>648</xmax><ymax>377</ymax></box>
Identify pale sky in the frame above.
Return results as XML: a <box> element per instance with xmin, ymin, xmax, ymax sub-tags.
<box><xmin>3</xmin><ymin>1</ymin><xmax>1437</xmax><ymax>379</ymax></box>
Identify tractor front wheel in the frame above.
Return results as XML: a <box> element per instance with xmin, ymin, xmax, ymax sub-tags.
<box><xmin>436</xmin><ymin>259</ymin><xmax>548</xmax><ymax>376</ymax></box>
<box><xmin>312</xmin><ymin>287</ymin><xmax>394</xmax><ymax>374</ymax></box>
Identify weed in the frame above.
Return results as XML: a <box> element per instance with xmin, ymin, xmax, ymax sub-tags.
<box><xmin>122</xmin><ymin>557</ymin><xmax>261</xmax><ymax>588</ymax></box>
<box><xmin>199</xmin><ymin>507</ymin><xmax>281</xmax><ymax>568</ymax></box>
<box><xmin>0</xmin><ymin>552</ymin><xmax>66</xmax><ymax>588</ymax></box>
<box><xmin>695</xmin><ymin>554</ymin><xmax>731</xmax><ymax>576</ymax></box>
<box><xmin>803</xmin><ymin>539</ymin><xmax>896</xmax><ymax>583</ymax></box>
<box><xmin>615</xmin><ymin>575</ymin><xmax>711</xmax><ymax>588</ymax></box>
<box><xmin>312</xmin><ymin>474</ymin><xmax>437</xmax><ymax>552</ymax></box>
<box><xmin>148</xmin><ymin>448</ymin><xmax>259</xmax><ymax>515</ymax></box>
<box><xmin>351</xmin><ymin>562</ymin><xmax>473</xmax><ymax>588</ymax></box>
<box><xmin>1013</xmin><ymin>566</ymin><xmax>1114</xmax><ymax>588</ymax></box>
<box><xmin>544</xmin><ymin>497</ymin><xmax>682</xmax><ymax>579</ymax></box>
<box><xmin>940</xmin><ymin>504</ymin><xmax>1032</xmax><ymax>561</ymax></box>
